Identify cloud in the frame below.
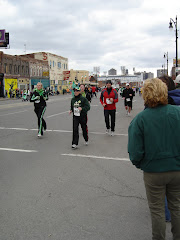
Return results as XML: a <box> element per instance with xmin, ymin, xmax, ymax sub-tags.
<box><xmin>1</xmin><ymin>0</ymin><xmax>179</xmax><ymax>76</ymax></box>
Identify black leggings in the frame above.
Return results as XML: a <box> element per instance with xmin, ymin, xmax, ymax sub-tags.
<box><xmin>34</xmin><ymin>106</ymin><xmax>46</xmax><ymax>134</ymax></box>
<box><xmin>104</xmin><ymin>109</ymin><xmax>116</xmax><ymax>131</ymax></box>
<box><xmin>72</xmin><ymin>115</ymin><xmax>88</xmax><ymax>145</ymax></box>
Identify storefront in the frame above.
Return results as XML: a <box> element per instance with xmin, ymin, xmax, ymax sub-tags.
<box><xmin>0</xmin><ymin>73</ymin><xmax>4</xmax><ymax>97</ymax></box>
<box><xmin>31</xmin><ymin>78</ymin><xmax>50</xmax><ymax>90</ymax></box>
<box><xmin>18</xmin><ymin>78</ymin><xmax>30</xmax><ymax>91</ymax></box>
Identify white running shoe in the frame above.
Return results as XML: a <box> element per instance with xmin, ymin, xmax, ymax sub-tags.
<box><xmin>38</xmin><ymin>133</ymin><xmax>42</xmax><ymax>137</ymax></box>
<box><xmin>111</xmin><ymin>131</ymin><xmax>114</xmax><ymax>136</ymax></box>
<box><xmin>85</xmin><ymin>141</ymin><xmax>88</xmax><ymax>146</ymax></box>
<box><xmin>106</xmin><ymin>129</ymin><xmax>110</xmax><ymax>134</ymax></box>
<box><xmin>72</xmin><ymin>144</ymin><xmax>77</xmax><ymax>149</ymax></box>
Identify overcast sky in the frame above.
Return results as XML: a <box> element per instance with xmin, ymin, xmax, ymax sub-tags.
<box><xmin>0</xmin><ymin>0</ymin><xmax>179</xmax><ymax>76</ymax></box>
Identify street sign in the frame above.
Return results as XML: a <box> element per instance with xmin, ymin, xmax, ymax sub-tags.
<box><xmin>175</xmin><ymin>67</ymin><xmax>180</xmax><ymax>72</ymax></box>
<box><xmin>173</xmin><ymin>59</ymin><xmax>180</xmax><ymax>67</ymax></box>
<box><xmin>0</xmin><ymin>29</ymin><xmax>5</xmax><ymax>42</ymax></box>
<box><xmin>0</xmin><ymin>32</ymin><xmax>9</xmax><ymax>48</ymax></box>
<box><xmin>63</xmin><ymin>71</ymin><xmax>70</xmax><ymax>80</ymax></box>
<box><xmin>0</xmin><ymin>42</ymin><xmax>7</xmax><ymax>47</ymax></box>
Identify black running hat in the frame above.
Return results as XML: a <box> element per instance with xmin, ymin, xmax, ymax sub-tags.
<box><xmin>106</xmin><ymin>80</ymin><xmax>112</xmax><ymax>85</ymax></box>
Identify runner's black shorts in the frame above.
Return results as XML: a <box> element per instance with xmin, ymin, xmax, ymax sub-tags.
<box><xmin>124</xmin><ymin>99</ymin><xmax>132</xmax><ymax>108</ymax></box>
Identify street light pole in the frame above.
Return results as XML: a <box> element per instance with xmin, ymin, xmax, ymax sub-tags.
<box><xmin>162</xmin><ymin>64</ymin><xmax>165</xmax><ymax>76</ymax></box>
<box><xmin>169</xmin><ymin>16</ymin><xmax>178</xmax><ymax>76</ymax></box>
<box><xmin>164</xmin><ymin>52</ymin><xmax>168</xmax><ymax>75</ymax></box>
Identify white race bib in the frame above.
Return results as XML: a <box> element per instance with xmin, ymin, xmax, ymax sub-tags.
<box><xmin>35</xmin><ymin>100</ymin><xmax>40</xmax><ymax>103</ymax></box>
<box><xmin>74</xmin><ymin>107</ymin><xmax>80</xmax><ymax>116</ymax></box>
<box><xmin>106</xmin><ymin>98</ymin><xmax>113</xmax><ymax>104</ymax></box>
<box><xmin>126</xmin><ymin>98</ymin><xmax>131</xmax><ymax>102</ymax></box>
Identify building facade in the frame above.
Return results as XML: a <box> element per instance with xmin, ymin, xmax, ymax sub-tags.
<box><xmin>157</xmin><ymin>69</ymin><xmax>167</xmax><ymax>78</ymax></box>
<box><xmin>108</xmin><ymin>68</ymin><xmax>117</xmax><ymax>75</ymax></box>
<box><xmin>28</xmin><ymin>58</ymin><xmax>49</xmax><ymax>91</ymax></box>
<box><xmin>135</xmin><ymin>71</ymin><xmax>154</xmax><ymax>80</ymax></box>
<box><xmin>68</xmin><ymin>69</ymin><xmax>89</xmax><ymax>84</ymax></box>
<box><xmin>0</xmin><ymin>51</ymin><xmax>50</xmax><ymax>97</ymax></box>
<box><xmin>21</xmin><ymin>52</ymin><xmax>68</xmax><ymax>92</ymax></box>
<box><xmin>97</xmin><ymin>74</ymin><xmax>143</xmax><ymax>87</ymax></box>
<box><xmin>0</xmin><ymin>51</ymin><xmax>30</xmax><ymax>97</ymax></box>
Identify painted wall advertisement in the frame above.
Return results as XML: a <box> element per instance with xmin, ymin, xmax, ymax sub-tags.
<box><xmin>5</xmin><ymin>78</ymin><xmax>18</xmax><ymax>98</ymax></box>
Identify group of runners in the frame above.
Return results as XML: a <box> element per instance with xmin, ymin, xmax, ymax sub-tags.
<box><xmin>30</xmin><ymin>80</ymin><xmax>135</xmax><ymax>148</ymax></box>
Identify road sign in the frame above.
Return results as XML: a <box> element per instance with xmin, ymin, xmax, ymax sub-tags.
<box><xmin>0</xmin><ymin>32</ymin><xmax>9</xmax><ymax>48</ymax></box>
<box><xmin>0</xmin><ymin>29</ymin><xmax>5</xmax><ymax>42</ymax></box>
<box><xmin>63</xmin><ymin>71</ymin><xmax>70</xmax><ymax>80</ymax></box>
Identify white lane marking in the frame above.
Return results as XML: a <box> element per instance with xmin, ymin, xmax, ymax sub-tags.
<box><xmin>0</xmin><ymin>148</ymin><xmax>37</xmax><ymax>153</ymax></box>
<box><xmin>89</xmin><ymin>131</ymin><xmax>128</xmax><ymax>136</ymax></box>
<box><xmin>0</xmin><ymin>127</ymin><xmax>29</xmax><ymax>131</ymax></box>
<box><xmin>46</xmin><ymin>104</ymin><xmax>98</xmax><ymax>118</ymax></box>
<box><xmin>0</xmin><ymin>110</ymin><xmax>28</xmax><ymax>117</ymax></box>
<box><xmin>51</xmin><ymin>129</ymin><xmax>72</xmax><ymax>133</ymax></box>
<box><xmin>46</xmin><ymin>111</ymin><xmax>69</xmax><ymax>118</ymax></box>
<box><xmin>61</xmin><ymin>153</ymin><xmax>130</xmax><ymax>162</ymax></box>
<box><xmin>0</xmin><ymin>127</ymin><xmax>127</xmax><ymax>136</ymax></box>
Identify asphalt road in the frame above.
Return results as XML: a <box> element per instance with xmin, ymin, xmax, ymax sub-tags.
<box><xmin>0</xmin><ymin>93</ymin><xmax>171</xmax><ymax>240</ymax></box>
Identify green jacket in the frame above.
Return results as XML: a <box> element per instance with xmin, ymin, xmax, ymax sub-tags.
<box><xmin>128</xmin><ymin>105</ymin><xmax>180</xmax><ymax>172</ymax></box>
<box><xmin>71</xmin><ymin>94</ymin><xmax>90</xmax><ymax>116</ymax></box>
<box><xmin>81</xmin><ymin>91</ymin><xmax>86</xmax><ymax>97</ymax></box>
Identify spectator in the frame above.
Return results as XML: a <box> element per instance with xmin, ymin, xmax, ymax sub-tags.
<box><xmin>128</xmin><ymin>78</ymin><xmax>180</xmax><ymax>240</ymax></box>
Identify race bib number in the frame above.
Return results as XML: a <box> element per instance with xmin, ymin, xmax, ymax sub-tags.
<box><xmin>35</xmin><ymin>100</ymin><xmax>40</xmax><ymax>103</ymax></box>
<box><xmin>74</xmin><ymin>107</ymin><xmax>80</xmax><ymax>116</ymax></box>
<box><xmin>106</xmin><ymin>98</ymin><xmax>113</xmax><ymax>104</ymax></box>
<box><xmin>126</xmin><ymin>98</ymin><xmax>131</xmax><ymax>102</ymax></box>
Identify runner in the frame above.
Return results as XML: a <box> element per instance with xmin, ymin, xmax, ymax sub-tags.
<box><xmin>91</xmin><ymin>86</ymin><xmax>97</xmax><ymax>98</ymax></box>
<box><xmin>81</xmin><ymin>83</ymin><xmax>91</xmax><ymax>103</ymax></box>
<box><xmin>80</xmin><ymin>84</ymin><xmax>86</xmax><ymax>97</ymax></box>
<box><xmin>30</xmin><ymin>82</ymin><xmax>48</xmax><ymax>137</ymax></box>
<box><xmin>70</xmin><ymin>86</ymin><xmax>90</xmax><ymax>149</ymax></box>
<box><xmin>100</xmin><ymin>80</ymin><xmax>118</xmax><ymax>136</ymax></box>
<box><xmin>122</xmin><ymin>83</ymin><xmax>134</xmax><ymax>116</ymax></box>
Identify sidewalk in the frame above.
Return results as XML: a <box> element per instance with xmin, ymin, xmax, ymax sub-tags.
<box><xmin>0</xmin><ymin>97</ymin><xmax>19</xmax><ymax>101</ymax></box>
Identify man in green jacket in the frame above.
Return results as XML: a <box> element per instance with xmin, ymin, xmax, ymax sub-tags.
<box><xmin>70</xmin><ymin>86</ymin><xmax>90</xmax><ymax>149</ymax></box>
<box><xmin>128</xmin><ymin>78</ymin><xmax>180</xmax><ymax>240</ymax></box>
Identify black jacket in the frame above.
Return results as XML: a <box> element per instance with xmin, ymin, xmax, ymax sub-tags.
<box><xmin>122</xmin><ymin>88</ymin><xmax>134</xmax><ymax>100</ymax></box>
<box><xmin>30</xmin><ymin>89</ymin><xmax>48</xmax><ymax>107</ymax></box>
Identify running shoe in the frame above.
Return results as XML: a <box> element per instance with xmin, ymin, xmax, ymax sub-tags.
<box><xmin>106</xmin><ymin>129</ymin><xmax>110</xmax><ymax>134</ymax></box>
<box><xmin>72</xmin><ymin>144</ymin><xmax>77</xmax><ymax>149</ymax></box>
<box><xmin>85</xmin><ymin>141</ymin><xmax>88</xmax><ymax>145</ymax></box>
<box><xmin>111</xmin><ymin>131</ymin><xmax>114</xmax><ymax>136</ymax></box>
